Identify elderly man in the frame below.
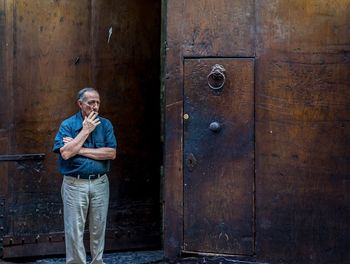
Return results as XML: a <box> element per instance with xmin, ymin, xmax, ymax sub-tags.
<box><xmin>53</xmin><ymin>87</ymin><xmax>117</xmax><ymax>264</ymax></box>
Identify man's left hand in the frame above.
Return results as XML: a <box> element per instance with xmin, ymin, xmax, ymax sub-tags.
<box><xmin>63</xmin><ymin>137</ymin><xmax>74</xmax><ymax>145</ymax></box>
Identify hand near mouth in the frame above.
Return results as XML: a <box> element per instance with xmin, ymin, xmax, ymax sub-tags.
<box><xmin>83</xmin><ymin>111</ymin><xmax>101</xmax><ymax>133</ymax></box>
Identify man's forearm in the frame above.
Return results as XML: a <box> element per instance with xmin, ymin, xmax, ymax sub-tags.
<box><xmin>60</xmin><ymin>130</ymin><xmax>90</xmax><ymax>160</ymax></box>
<box><xmin>78</xmin><ymin>147</ymin><xmax>116</xmax><ymax>160</ymax></box>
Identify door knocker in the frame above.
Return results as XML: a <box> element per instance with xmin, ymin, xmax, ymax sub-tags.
<box><xmin>207</xmin><ymin>64</ymin><xmax>226</xmax><ymax>90</ymax></box>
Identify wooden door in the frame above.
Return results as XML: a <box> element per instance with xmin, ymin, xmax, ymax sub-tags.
<box><xmin>183</xmin><ymin>58</ymin><xmax>254</xmax><ymax>255</ymax></box>
<box><xmin>0</xmin><ymin>0</ymin><xmax>161</xmax><ymax>258</ymax></box>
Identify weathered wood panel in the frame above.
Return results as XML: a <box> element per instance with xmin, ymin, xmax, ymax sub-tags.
<box><xmin>183</xmin><ymin>59</ymin><xmax>254</xmax><ymax>255</ymax></box>
<box><xmin>12</xmin><ymin>0</ymin><xmax>92</xmax><ymax>186</ymax></box>
<box><xmin>255</xmin><ymin>1</ymin><xmax>350</xmax><ymax>263</ymax></box>
<box><xmin>0</xmin><ymin>0</ymin><xmax>8</xmax><ymax>131</ymax></box>
<box><xmin>2</xmin><ymin>0</ymin><xmax>92</xmax><ymax>258</ymax></box>
<box><xmin>0</xmin><ymin>1</ymin><xmax>12</xmax><ymax>255</ymax></box>
<box><xmin>0</xmin><ymin>1</ymin><xmax>10</xmax><ymax>199</ymax></box>
<box><xmin>164</xmin><ymin>0</ymin><xmax>185</xmax><ymax>258</ymax></box>
<box><xmin>91</xmin><ymin>0</ymin><xmax>161</xmax><ymax>249</ymax></box>
<box><xmin>181</xmin><ymin>0</ymin><xmax>255</xmax><ymax>57</ymax></box>
<box><xmin>164</xmin><ymin>0</ymin><xmax>256</xmax><ymax>260</ymax></box>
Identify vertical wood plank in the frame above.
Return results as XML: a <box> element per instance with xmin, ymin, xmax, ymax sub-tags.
<box><xmin>164</xmin><ymin>0</ymin><xmax>185</xmax><ymax>259</ymax></box>
<box><xmin>0</xmin><ymin>0</ymin><xmax>14</xmax><ymax>197</ymax></box>
<box><xmin>0</xmin><ymin>0</ymin><xmax>7</xmax><ymax>131</ymax></box>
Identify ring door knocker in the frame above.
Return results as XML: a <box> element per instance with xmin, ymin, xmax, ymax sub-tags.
<box><xmin>207</xmin><ymin>64</ymin><xmax>226</xmax><ymax>90</ymax></box>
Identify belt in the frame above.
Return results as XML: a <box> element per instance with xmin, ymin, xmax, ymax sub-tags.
<box><xmin>65</xmin><ymin>173</ymin><xmax>106</xmax><ymax>180</ymax></box>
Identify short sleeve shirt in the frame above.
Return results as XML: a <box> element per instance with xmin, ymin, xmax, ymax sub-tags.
<box><xmin>53</xmin><ymin>112</ymin><xmax>117</xmax><ymax>176</ymax></box>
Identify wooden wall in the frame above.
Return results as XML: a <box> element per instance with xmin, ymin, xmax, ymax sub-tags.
<box><xmin>255</xmin><ymin>1</ymin><xmax>350</xmax><ymax>262</ymax></box>
<box><xmin>164</xmin><ymin>1</ymin><xmax>350</xmax><ymax>263</ymax></box>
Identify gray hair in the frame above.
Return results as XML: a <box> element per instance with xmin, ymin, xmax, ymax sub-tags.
<box><xmin>77</xmin><ymin>87</ymin><xmax>99</xmax><ymax>101</ymax></box>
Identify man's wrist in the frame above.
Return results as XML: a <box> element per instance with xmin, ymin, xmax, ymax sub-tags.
<box><xmin>81</xmin><ymin>127</ymin><xmax>91</xmax><ymax>135</ymax></box>
<box><xmin>78</xmin><ymin>147</ymin><xmax>86</xmax><ymax>155</ymax></box>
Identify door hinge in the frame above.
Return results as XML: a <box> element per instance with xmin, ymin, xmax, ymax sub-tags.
<box><xmin>0</xmin><ymin>154</ymin><xmax>45</xmax><ymax>162</ymax></box>
<box><xmin>0</xmin><ymin>154</ymin><xmax>46</xmax><ymax>174</ymax></box>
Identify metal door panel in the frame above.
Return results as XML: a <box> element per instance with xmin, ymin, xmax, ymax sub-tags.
<box><xmin>184</xmin><ymin>58</ymin><xmax>255</xmax><ymax>255</ymax></box>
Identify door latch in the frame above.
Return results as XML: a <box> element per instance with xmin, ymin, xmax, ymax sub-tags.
<box><xmin>209</xmin><ymin>121</ymin><xmax>221</xmax><ymax>132</ymax></box>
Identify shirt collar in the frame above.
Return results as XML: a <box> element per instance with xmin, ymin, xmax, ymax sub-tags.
<box><xmin>73</xmin><ymin>111</ymin><xmax>84</xmax><ymax>131</ymax></box>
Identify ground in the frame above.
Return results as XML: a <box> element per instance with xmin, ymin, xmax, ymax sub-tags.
<box><xmin>0</xmin><ymin>251</ymin><xmax>264</xmax><ymax>264</ymax></box>
<box><xmin>0</xmin><ymin>250</ymin><xmax>164</xmax><ymax>264</ymax></box>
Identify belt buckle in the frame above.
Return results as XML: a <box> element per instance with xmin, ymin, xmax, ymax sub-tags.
<box><xmin>88</xmin><ymin>174</ymin><xmax>95</xmax><ymax>180</ymax></box>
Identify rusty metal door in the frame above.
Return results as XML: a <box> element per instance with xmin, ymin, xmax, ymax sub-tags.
<box><xmin>183</xmin><ymin>58</ymin><xmax>255</xmax><ymax>255</ymax></box>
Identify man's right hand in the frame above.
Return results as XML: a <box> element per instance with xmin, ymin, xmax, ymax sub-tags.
<box><xmin>60</xmin><ymin>112</ymin><xmax>100</xmax><ymax>160</ymax></box>
<box><xmin>82</xmin><ymin>112</ymin><xmax>101</xmax><ymax>133</ymax></box>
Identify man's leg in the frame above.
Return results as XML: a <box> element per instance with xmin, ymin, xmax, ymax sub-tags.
<box><xmin>88</xmin><ymin>174</ymin><xmax>109</xmax><ymax>264</ymax></box>
<box><xmin>62</xmin><ymin>176</ymin><xmax>90</xmax><ymax>264</ymax></box>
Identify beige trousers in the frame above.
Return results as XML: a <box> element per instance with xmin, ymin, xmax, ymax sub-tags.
<box><xmin>61</xmin><ymin>174</ymin><xmax>109</xmax><ymax>264</ymax></box>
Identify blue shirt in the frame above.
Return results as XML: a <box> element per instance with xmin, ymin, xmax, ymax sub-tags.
<box><xmin>53</xmin><ymin>112</ymin><xmax>117</xmax><ymax>176</ymax></box>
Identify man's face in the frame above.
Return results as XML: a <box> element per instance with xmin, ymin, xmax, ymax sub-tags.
<box><xmin>78</xmin><ymin>91</ymin><xmax>101</xmax><ymax>118</ymax></box>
